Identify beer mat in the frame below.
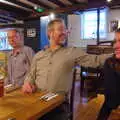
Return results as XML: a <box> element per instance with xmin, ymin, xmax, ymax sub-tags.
<box><xmin>4</xmin><ymin>84</ymin><xmax>13</xmax><ymax>88</ymax></box>
<box><xmin>4</xmin><ymin>84</ymin><xmax>20</xmax><ymax>93</ymax></box>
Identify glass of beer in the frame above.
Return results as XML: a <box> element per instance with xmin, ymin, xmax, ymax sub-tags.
<box><xmin>0</xmin><ymin>75</ymin><xmax>4</xmax><ymax>97</ymax></box>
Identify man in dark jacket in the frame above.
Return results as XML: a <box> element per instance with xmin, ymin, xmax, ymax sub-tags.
<box><xmin>97</xmin><ymin>28</ymin><xmax>120</xmax><ymax>120</ymax></box>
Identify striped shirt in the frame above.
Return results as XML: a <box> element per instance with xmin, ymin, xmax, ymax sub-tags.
<box><xmin>6</xmin><ymin>46</ymin><xmax>34</xmax><ymax>86</ymax></box>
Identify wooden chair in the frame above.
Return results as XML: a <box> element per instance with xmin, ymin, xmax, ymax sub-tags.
<box><xmin>98</xmin><ymin>41</ymin><xmax>113</xmax><ymax>46</ymax></box>
<box><xmin>83</xmin><ymin>42</ymin><xmax>114</xmax><ymax>99</ymax></box>
<box><xmin>69</xmin><ymin>66</ymin><xmax>77</xmax><ymax>120</ymax></box>
<box><xmin>63</xmin><ymin>65</ymin><xmax>77</xmax><ymax>120</ymax></box>
<box><xmin>80</xmin><ymin>66</ymin><xmax>100</xmax><ymax>100</ymax></box>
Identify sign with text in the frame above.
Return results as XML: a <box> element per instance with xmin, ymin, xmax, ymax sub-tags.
<box><xmin>27</xmin><ymin>28</ymin><xmax>36</xmax><ymax>37</ymax></box>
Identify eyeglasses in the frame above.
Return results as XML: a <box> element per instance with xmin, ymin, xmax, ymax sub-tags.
<box><xmin>8</xmin><ymin>35</ymin><xmax>17</xmax><ymax>40</ymax></box>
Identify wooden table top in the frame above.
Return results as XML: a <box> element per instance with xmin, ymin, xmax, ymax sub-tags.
<box><xmin>0</xmin><ymin>89</ymin><xmax>64</xmax><ymax>120</ymax></box>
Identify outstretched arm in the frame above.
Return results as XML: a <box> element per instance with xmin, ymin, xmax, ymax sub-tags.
<box><xmin>76</xmin><ymin>52</ymin><xmax>112</xmax><ymax>68</ymax></box>
<box><xmin>71</xmin><ymin>47</ymin><xmax>112</xmax><ymax>67</ymax></box>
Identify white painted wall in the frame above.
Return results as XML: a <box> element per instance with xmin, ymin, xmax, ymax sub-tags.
<box><xmin>107</xmin><ymin>9</ymin><xmax>120</xmax><ymax>40</ymax></box>
<box><xmin>67</xmin><ymin>15</ymin><xmax>81</xmax><ymax>47</ymax></box>
<box><xmin>68</xmin><ymin>14</ymin><xmax>97</xmax><ymax>47</ymax></box>
<box><xmin>68</xmin><ymin>9</ymin><xmax>120</xmax><ymax>47</ymax></box>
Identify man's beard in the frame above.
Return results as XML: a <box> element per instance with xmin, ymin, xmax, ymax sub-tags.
<box><xmin>58</xmin><ymin>39</ymin><xmax>66</xmax><ymax>46</ymax></box>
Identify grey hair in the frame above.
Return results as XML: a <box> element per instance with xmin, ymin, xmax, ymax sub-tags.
<box><xmin>47</xmin><ymin>18</ymin><xmax>64</xmax><ymax>31</ymax></box>
<box><xmin>7</xmin><ymin>28</ymin><xmax>24</xmax><ymax>45</ymax></box>
<box><xmin>47</xmin><ymin>18</ymin><xmax>64</xmax><ymax>40</ymax></box>
<box><xmin>7</xmin><ymin>28</ymin><xmax>24</xmax><ymax>36</ymax></box>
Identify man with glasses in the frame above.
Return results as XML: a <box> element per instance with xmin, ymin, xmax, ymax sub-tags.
<box><xmin>5</xmin><ymin>29</ymin><xmax>34</xmax><ymax>87</ymax></box>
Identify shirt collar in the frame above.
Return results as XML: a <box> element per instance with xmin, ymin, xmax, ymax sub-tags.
<box><xmin>10</xmin><ymin>47</ymin><xmax>22</xmax><ymax>57</ymax></box>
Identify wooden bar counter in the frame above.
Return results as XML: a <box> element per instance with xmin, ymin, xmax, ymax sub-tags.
<box><xmin>0</xmin><ymin>89</ymin><xmax>64</xmax><ymax>120</ymax></box>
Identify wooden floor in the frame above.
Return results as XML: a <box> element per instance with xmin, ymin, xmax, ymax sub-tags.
<box><xmin>74</xmin><ymin>81</ymin><xmax>120</xmax><ymax>120</ymax></box>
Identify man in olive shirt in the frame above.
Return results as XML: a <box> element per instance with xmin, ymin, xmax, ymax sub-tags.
<box><xmin>22</xmin><ymin>18</ymin><xmax>111</xmax><ymax>94</ymax></box>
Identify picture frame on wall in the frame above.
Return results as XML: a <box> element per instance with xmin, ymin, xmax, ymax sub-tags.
<box><xmin>27</xmin><ymin>28</ymin><xmax>36</xmax><ymax>37</ymax></box>
<box><xmin>110</xmin><ymin>20</ymin><xmax>118</xmax><ymax>32</ymax></box>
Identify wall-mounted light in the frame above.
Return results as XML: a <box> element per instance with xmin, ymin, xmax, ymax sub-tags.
<box><xmin>107</xmin><ymin>0</ymin><xmax>112</xmax><ymax>2</ymax></box>
<box><xmin>49</xmin><ymin>13</ymin><xmax>55</xmax><ymax>20</ymax></box>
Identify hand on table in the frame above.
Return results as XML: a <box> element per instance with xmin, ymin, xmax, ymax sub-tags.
<box><xmin>22</xmin><ymin>82</ymin><xmax>36</xmax><ymax>94</ymax></box>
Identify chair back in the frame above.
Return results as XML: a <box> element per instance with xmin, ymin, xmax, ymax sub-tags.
<box><xmin>80</xmin><ymin>66</ymin><xmax>100</xmax><ymax>99</ymax></box>
<box><xmin>69</xmin><ymin>66</ymin><xmax>77</xmax><ymax>120</ymax></box>
<box><xmin>87</xmin><ymin>41</ymin><xmax>114</xmax><ymax>55</ymax></box>
<box><xmin>64</xmin><ymin>65</ymin><xmax>77</xmax><ymax>120</ymax></box>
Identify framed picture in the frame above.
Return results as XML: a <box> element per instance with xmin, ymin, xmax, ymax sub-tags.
<box><xmin>27</xmin><ymin>28</ymin><xmax>36</xmax><ymax>37</ymax></box>
<box><xmin>110</xmin><ymin>20</ymin><xmax>118</xmax><ymax>32</ymax></box>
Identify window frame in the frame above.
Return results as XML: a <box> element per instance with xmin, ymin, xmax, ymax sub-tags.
<box><xmin>81</xmin><ymin>8</ymin><xmax>107</xmax><ymax>40</ymax></box>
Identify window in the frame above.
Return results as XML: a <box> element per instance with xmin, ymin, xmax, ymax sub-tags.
<box><xmin>0</xmin><ymin>31</ymin><xmax>12</xmax><ymax>50</ymax></box>
<box><xmin>99</xmin><ymin>9</ymin><xmax>107</xmax><ymax>39</ymax></box>
<box><xmin>81</xmin><ymin>8</ymin><xmax>107</xmax><ymax>39</ymax></box>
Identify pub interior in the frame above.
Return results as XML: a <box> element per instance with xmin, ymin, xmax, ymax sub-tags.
<box><xmin>0</xmin><ymin>0</ymin><xmax>120</xmax><ymax>120</ymax></box>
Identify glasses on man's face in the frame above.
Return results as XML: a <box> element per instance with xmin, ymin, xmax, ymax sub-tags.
<box><xmin>8</xmin><ymin>35</ymin><xmax>17</xmax><ymax>40</ymax></box>
<box><xmin>55</xmin><ymin>28</ymin><xmax>71</xmax><ymax>34</ymax></box>
<box><xmin>54</xmin><ymin>28</ymin><xmax>66</xmax><ymax>32</ymax></box>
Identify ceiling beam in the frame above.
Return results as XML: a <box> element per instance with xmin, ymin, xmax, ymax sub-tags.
<box><xmin>0</xmin><ymin>23</ymin><xmax>24</xmax><ymax>28</ymax></box>
<box><xmin>68</xmin><ymin>0</ymin><xmax>80</xmax><ymax>4</ymax></box>
<box><xmin>25</xmin><ymin>0</ymin><xmax>119</xmax><ymax>21</ymax></box>
<box><xmin>0</xmin><ymin>2</ymin><xmax>31</xmax><ymax>19</ymax></box>
<box><xmin>24</xmin><ymin>0</ymin><xmax>120</xmax><ymax>20</ymax></box>
<box><xmin>17</xmin><ymin>0</ymin><xmax>44</xmax><ymax>9</ymax></box>
<box><xmin>47</xmin><ymin>0</ymin><xmax>66</xmax><ymax>7</ymax></box>
<box><xmin>76</xmin><ymin>0</ymin><xmax>88</xmax><ymax>3</ymax></box>
<box><xmin>0</xmin><ymin>14</ymin><xmax>17</xmax><ymax>22</ymax></box>
<box><xmin>87</xmin><ymin>1</ymin><xmax>107</xmax><ymax>8</ymax></box>
<box><xmin>5</xmin><ymin>0</ymin><xmax>33</xmax><ymax>9</ymax></box>
<box><xmin>58</xmin><ymin>0</ymin><xmax>72</xmax><ymax>6</ymax></box>
<box><xmin>0</xmin><ymin>0</ymin><xmax>32</xmax><ymax>12</ymax></box>
<box><xmin>87</xmin><ymin>0</ymin><xmax>120</xmax><ymax>8</ymax></box>
<box><xmin>24</xmin><ymin>3</ymin><xmax>88</xmax><ymax>20</ymax></box>
<box><xmin>87</xmin><ymin>0</ymin><xmax>120</xmax><ymax>9</ymax></box>
<box><xmin>29</xmin><ymin>0</ymin><xmax>51</xmax><ymax>9</ymax></box>
<box><xmin>37</xmin><ymin>0</ymin><xmax>59</xmax><ymax>8</ymax></box>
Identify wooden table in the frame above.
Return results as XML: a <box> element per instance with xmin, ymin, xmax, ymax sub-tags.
<box><xmin>0</xmin><ymin>89</ymin><xmax>64</xmax><ymax>120</ymax></box>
